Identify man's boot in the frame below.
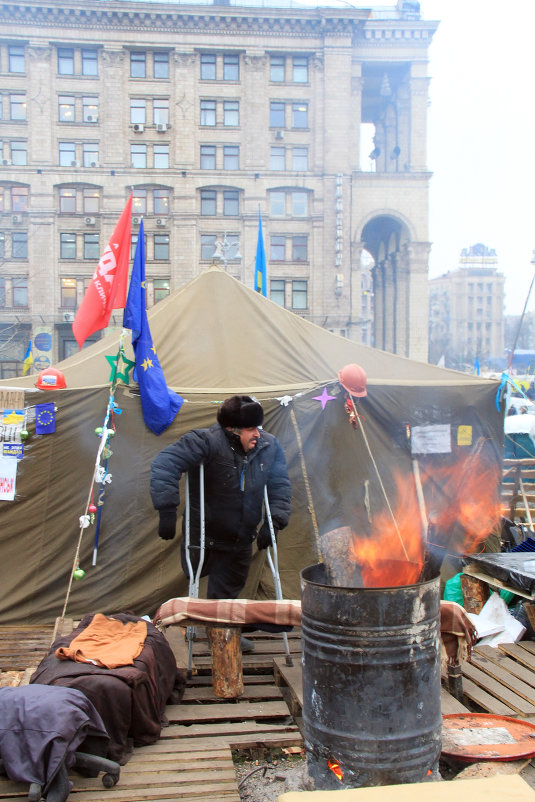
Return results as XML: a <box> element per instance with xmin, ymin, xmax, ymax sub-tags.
<box><xmin>240</xmin><ymin>636</ymin><xmax>255</xmax><ymax>653</ymax></box>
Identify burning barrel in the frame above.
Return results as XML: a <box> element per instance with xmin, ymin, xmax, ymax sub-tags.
<box><xmin>300</xmin><ymin>562</ymin><xmax>442</xmax><ymax>790</ymax></box>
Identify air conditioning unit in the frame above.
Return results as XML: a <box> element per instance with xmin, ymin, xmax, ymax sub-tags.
<box><xmin>85</xmin><ymin>216</ymin><xmax>96</xmax><ymax>226</ymax></box>
<box><xmin>86</xmin><ymin>114</ymin><xmax>98</xmax><ymax>123</ymax></box>
<box><xmin>2</xmin><ymin>159</ymin><xmax>11</xmax><ymax>166</ymax></box>
<box><xmin>275</xmin><ymin>130</ymin><xmax>284</xmax><ymax>140</ymax></box>
<box><xmin>63</xmin><ymin>312</ymin><xmax>75</xmax><ymax>322</ymax></box>
<box><xmin>156</xmin><ymin>123</ymin><xmax>167</xmax><ymax>133</ymax></box>
<box><xmin>132</xmin><ymin>216</ymin><xmax>141</xmax><ymax>225</ymax></box>
<box><xmin>12</xmin><ymin>214</ymin><xmax>22</xmax><ymax>224</ymax></box>
<box><xmin>133</xmin><ymin>123</ymin><xmax>144</xmax><ymax>133</ymax></box>
<box><xmin>156</xmin><ymin>217</ymin><xmax>166</xmax><ymax>227</ymax></box>
<box><xmin>70</xmin><ymin>160</ymin><xmax>80</xmax><ymax>167</ymax></box>
<box><xmin>90</xmin><ymin>162</ymin><xmax>99</xmax><ymax>168</ymax></box>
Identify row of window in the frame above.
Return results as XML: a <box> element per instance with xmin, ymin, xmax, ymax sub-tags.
<box><xmin>1</xmin><ymin>45</ymin><xmax>310</xmax><ymax>85</ymax></box>
<box><xmin>0</xmin><ymin>93</ymin><xmax>26</xmax><ymax>121</ymax></box>
<box><xmin>199</xmin><ymin>144</ymin><xmax>308</xmax><ymax>171</ymax></box>
<box><xmin>0</xmin><ymin>275</ymin><xmax>308</xmax><ymax>311</ymax></box>
<box><xmin>0</xmin><ymin>231</ymin><xmax>27</xmax><ymax>258</ymax></box>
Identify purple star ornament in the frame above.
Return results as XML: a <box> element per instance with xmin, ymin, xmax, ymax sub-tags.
<box><xmin>313</xmin><ymin>387</ymin><xmax>336</xmax><ymax>410</ymax></box>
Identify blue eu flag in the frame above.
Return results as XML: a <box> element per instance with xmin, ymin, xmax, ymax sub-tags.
<box><xmin>254</xmin><ymin>208</ymin><xmax>267</xmax><ymax>297</ymax></box>
<box><xmin>123</xmin><ymin>219</ymin><xmax>183</xmax><ymax>434</ymax></box>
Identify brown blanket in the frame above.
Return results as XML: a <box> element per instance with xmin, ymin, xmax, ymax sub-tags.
<box><xmin>153</xmin><ymin>597</ymin><xmax>302</xmax><ymax>629</ymax></box>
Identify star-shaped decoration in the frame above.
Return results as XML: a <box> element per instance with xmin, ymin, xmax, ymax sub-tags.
<box><xmin>313</xmin><ymin>387</ymin><xmax>336</xmax><ymax>410</ymax></box>
<box><xmin>106</xmin><ymin>353</ymin><xmax>135</xmax><ymax>384</ymax></box>
<box><xmin>141</xmin><ymin>357</ymin><xmax>154</xmax><ymax>371</ymax></box>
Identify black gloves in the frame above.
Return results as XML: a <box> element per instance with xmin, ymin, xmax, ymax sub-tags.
<box><xmin>257</xmin><ymin>520</ymin><xmax>278</xmax><ymax>550</ymax></box>
<box><xmin>158</xmin><ymin>508</ymin><xmax>177</xmax><ymax>540</ymax></box>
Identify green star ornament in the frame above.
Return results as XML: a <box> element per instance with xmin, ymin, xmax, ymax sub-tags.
<box><xmin>105</xmin><ymin>353</ymin><xmax>136</xmax><ymax>385</ymax></box>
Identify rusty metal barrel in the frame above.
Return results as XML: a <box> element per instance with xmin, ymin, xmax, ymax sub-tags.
<box><xmin>300</xmin><ymin>562</ymin><xmax>442</xmax><ymax>790</ymax></box>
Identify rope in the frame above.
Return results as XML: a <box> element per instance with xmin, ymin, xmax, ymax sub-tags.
<box><xmin>289</xmin><ymin>406</ymin><xmax>321</xmax><ymax>562</ymax></box>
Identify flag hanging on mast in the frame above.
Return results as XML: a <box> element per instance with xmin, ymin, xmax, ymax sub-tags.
<box><xmin>254</xmin><ymin>208</ymin><xmax>267</xmax><ymax>297</ymax></box>
<box><xmin>73</xmin><ymin>193</ymin><xmax>133</xmax><ymax>348</ymax></box>
<box><xmin>22</xmin><ymin>340</ymin><xmax>33</xmax><ymax>376</ymax></box>
<box><xmin>123</xmin><ymin>219</ymin><xmax>183</xmax><ymax>435</ymax></box>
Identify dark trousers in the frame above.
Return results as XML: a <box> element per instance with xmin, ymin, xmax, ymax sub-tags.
<box><xmin>180</xmin><ymin>540</ymin><xmax>253</xmax><ymax>599</ymax></box>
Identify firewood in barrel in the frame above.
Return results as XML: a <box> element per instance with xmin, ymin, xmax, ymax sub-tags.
<box><xmin>319</xmin><ymin>525</ymin><xmax>363</xmax><ymax>587</ymax></box>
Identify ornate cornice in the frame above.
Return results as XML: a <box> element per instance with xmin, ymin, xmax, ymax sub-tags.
<box><xmin>356</xmin><ymin>20</ymin><xmax>439</xmax><ymax>46</ymax></box>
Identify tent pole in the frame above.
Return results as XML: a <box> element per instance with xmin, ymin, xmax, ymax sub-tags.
<box><xmin>289</xmin><ymin>406</ymin><xmax>321</xmax><ymax>562</ymax></box>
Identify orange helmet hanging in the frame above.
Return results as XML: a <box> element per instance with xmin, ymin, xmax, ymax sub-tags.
<box><xmin>337</xmin><ymin>363</ymin><xmax>367</xmax><ymax>397</ymax></box>
<box><xmin>35</xmin><ymin>367</ymin><xmax>67</xmax><ymax>390</ymax></box>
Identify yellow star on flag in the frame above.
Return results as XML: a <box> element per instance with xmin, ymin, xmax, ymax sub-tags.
<box><xmin>141</xmin><ymin>357</ymin><xmax>153</xmax><ymax>371</ymax></box>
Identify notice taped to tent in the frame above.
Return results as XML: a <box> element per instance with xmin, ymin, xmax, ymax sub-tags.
<box><xmin>411</xmin><ymin>424</ymin><xmax>451</xmax><ymax>454</ymax></box>
<box><xmin>0</xmin><ymin>457</ymin><xmax>17</xmax><ymax>500</ymax></box>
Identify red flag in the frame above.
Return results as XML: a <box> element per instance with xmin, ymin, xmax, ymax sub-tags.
<box><xmin>72</xmin><ymin>194</ymin><xmax>133</xmax><ymax>348</ymax></box>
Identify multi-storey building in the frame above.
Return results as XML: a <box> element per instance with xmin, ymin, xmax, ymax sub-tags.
<box><xmin>429</xmin><ymin>243</ymin><xmax>505</xmax><ymax>369</ymax></box>
<box><xmin>0</xmin><ymin>0</ymin><xmax>437</xmax><ymax>376</ymax></box>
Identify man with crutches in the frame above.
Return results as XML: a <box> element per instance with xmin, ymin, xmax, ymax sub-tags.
<box><xmin>150</xmin><ymin>395</ymin><xmax>291</xmax><ymax>654</ymax></box>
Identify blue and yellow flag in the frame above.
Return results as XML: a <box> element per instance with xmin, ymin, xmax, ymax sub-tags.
<box><xmin>254</xmin><ymin>209</ymin><xmax>267</xmax><ymax>297</ymax></box>
<box><xmin>22</xmin><ymin>340</ymin><xmax>33</xmax><ymax>376</ymax></box>
<box><xmin>123</xmin><ymin>219</ymin><xmax>183</xmax><ymax>435</ymax></box>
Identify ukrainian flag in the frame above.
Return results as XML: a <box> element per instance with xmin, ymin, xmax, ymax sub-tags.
<box><xmin>22</xmin><ymin>340</ymin><xmax>33</xmax><ymax>376</ymax></box>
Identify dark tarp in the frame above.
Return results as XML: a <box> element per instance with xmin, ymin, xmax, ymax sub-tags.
<box><xmin>0</xmin><ymin>267</ymin><xmax>504</xmax><ymax>624</ymax></box>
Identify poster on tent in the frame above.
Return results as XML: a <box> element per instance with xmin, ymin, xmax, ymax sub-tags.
<box><xmin>0</xmin><ymin>457</ymin><xmax>17</xmax><ymax>500</ymax></box>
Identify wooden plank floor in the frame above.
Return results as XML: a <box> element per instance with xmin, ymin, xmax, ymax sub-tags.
<box><xmin>458</xmin><ymin>642</ymin><xmax>535</xmax><ymax>718</ymax></box>
<box><xmin>0</xmin><ymin>626</ymin><xmax>303</xmax><ymax>802</ymax></box>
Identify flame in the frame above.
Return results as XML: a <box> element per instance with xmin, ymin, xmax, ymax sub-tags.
<box><xmin>349</xmin><ymin>472</ymin><xmax>424</xmax><ymax>587</ymax></box>
<box><xmin>328</xmin><ymin>758</ymin><xmax>343</xmax><ymax>781</ymax></box>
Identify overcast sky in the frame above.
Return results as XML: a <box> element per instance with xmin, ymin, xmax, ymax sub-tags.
<box><xmin>419</xmin><ymin>0</ymin><xmax>535</xmax><ymax>315</ymax></box>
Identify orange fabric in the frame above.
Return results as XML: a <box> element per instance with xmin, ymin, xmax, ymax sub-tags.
<box><xmin>55</xmin><ymin>613</ymin><xmax>147</xmax><ymax>668</ymax></box>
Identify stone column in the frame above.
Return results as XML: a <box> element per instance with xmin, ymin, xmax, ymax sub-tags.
<box><xmin>409</xmin><ymin>64</ymin><xmax>430</xmax><ymax>172</ymax></box>
<box><xmin>383</xmin><ymin>256</ymin><xmax>395</xmax><ymax>352</ymax></box>
<box><xmin>406</xmin><ymin>241</ymin><xmax>432</xmax><ymax>361</ymax></box>
<box><xmin>27</xmin><ymin>45</ymin><xmax>54</xmax><ymax>166</ymax></box>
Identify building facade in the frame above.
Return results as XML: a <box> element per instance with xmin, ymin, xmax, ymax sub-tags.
<box><xmin>0</xmin><ymin>0</ymin><xmax>437</xmax><ymax>376</ymax></box>
<box><xmin>428</xmin><ymin>243</ymin><xmax>505</xmax><ymax>370</ymax></box>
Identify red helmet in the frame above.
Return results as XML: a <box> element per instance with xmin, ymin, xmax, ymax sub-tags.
<box><xmin>35</xmin><ymin>367</ymin><xmax>67</xmax><ymax>390</ymax></box>
<box><xmin>337</xmin><ymin>363</ymin><xmax>367</xmax><ymax>397</ymax></box>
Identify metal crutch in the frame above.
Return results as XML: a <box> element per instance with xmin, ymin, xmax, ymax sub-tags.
<box><xmin>183</xmin><ymin>465</ymin><xmax>205</xmax><ymax>679</ymax></box>
<box><xmin>263</xmin><ymin>486</ymin><xmax>293</xmax><ymax>666</ymax></box>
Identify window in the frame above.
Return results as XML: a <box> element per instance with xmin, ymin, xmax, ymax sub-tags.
<box><xmin>200</xmin><ymin>145</ymin><xmax>216</xmax><ymax>170</ymax></box>
<box><xmin>223</xmin><ymin>190</ymin><xmax>239</xmax><ymax>216</ymax></box>
<box><xmin>83</xmin><ymin>97</ymin><xmax>99</xmax><ymax>123</ymax></box>
<box><xmin>200</xmin><ymin>53</ymin><xmax>216</xmax><ymax>80</ymax></box>
<box><xmin>58</xmin><ymin>47</ymin><xmax>74</xmax><ymax>75</ymax></box>
<box><xmin>200</xmin><ymin>100</ymin><xmax>216</xmax><ymax>126</ymax></box>
<box><xmin>153</xmin><ymin>52</ymin><xmax>169</xmax><ymax>79</ymax></box>
<box><xmin>81</xmin><ymin>49</ymin><xmax>98</xmax><ymax>76</ymax></box>
<box><xmin>10</xmin><ymin>94</ymin><xmax>26</xmax><ymax>121</ymax></box>
<box><xmin>130</xmin><ymin>51</ymin><xmax>146</xmax><ymax>78</ymax></box>
<box><xmin>270</xmin><ymin>55</ymin><xmax>285</xmax><ymax>82</ymax></box>
<box><xmin>130</xmin><ymin>232</ymin><xmax>147</xmax><ymax>259</ymax></box>
<box><xmin>292</xmin><ymin>147</ymin><xmax>308</xmax><ymax>170</ymax></box>
<box><xmin>153</xmin><ymin>189</ymin><xmax>169</xmax><ymax>215</ymax></box>
<box><xmin>269</xmin><ymin>189</ymin><xmax>309</xmax><ymax>216</ymax></box>
<box><xmin>201</xmin><ymin>234</ymin><xmax>217</xmax><ymax>260</ymax></box>
<box><xmin>59</xmin><ymin>188</ymin><xmax>76</xmax><ymax>213</ymax></box>
<box><xmin>201</xmin><ymin>189</ymin><xmax>217</xmax><ymax>216</ymax></box>
<box><xmin>59</xmin><ymin>96</ymin><xmax>75</xmax><ymax>122</ymax></box>
<box><xmin>0</xmin><ymin>234</ymin><xmax>4</xmax><ymax>260</ymax></box>
<box><xmin>292</xmin><ymin>279</ymin><xmax>307</xmax><ymax>309</ymax></box>
<box><xmin>82</xmin><ymin>189</ymin><xmax>99</xmax><ymax>213</ymax></box>
<box><xmin>153</xmin><ymin>144</ymin><xmax>169</xmax><ymax>169</ymax></box>
<box><xmin>291</xmin><ymin>191</ymin><xmax>308</xmax><ymax>216</ymax></box>
<box><xmin>130</xmin><ymin>98</ymin><xmax>146</xmax><ymax>125</ymax></box>
<box><xmin>270</xmin><ymin>147</ymin><xmax>285</xmax><ymax>170</ymax></box>
<box><xmin>12</xmin><ymin>277</ymin><xmax>28</xmax><ymax>307</ymax></box>
<box><xmin>10</xmin><ymin>141</ymin><xmax>27</xmax><ymax>166</ymax></box>
<box><xmin>223</xmin><ymin>54</ymin><xmax>239</xmax><ymax>81</ymax></box>
<box><xmin>270</xmin><ymin>102</ymin><xmax>285</xmax><ymax>128</ymax></box>
<box><xmin>83</xmin><ymin>143</ymin><xmax>99</xmax><ymax>167</ymax></box>
<box><xmin>0</xmin><ymin>274</ymin><xmax>4</xmax><ymax>303</ymax></box>
<box><xmin>292</xmin><ymin>56</ymin><xmax>308</xmax><ymax>83</ymax></box>
<box><xmin>270</xmin><ymin>279</ymin><xmax>285</xmax><ymax>306</ymax></box>
<box><xmin>223</xmin><ymin>145</ymin><xmax>239</xmax><ymax>170</ymax></box>
<box><xmin>8</xmin><ymin>45</ymin><xmax>25</xmax><ymax>73</ymax></box>
<box><xmin>12</xmin><ymin>232</ymin><xmax>28</xmax><ymax>258</ymax></box>
<box><xmin>11</xmin><ymin>187</ymin><xmax>28</xmax><ymax>212</ymax></box>
<box><xmin>292</xmin><ymin>235</ymin><xmax>307</xmax><ymax>261</ymax></box>
<box><xmin>154</xmin><ymin>233</ymin><xmax>169</xmax><ymax>260</ymax></box>
<box><xmin>61</xmin><ymin>278</ymin><xmax>77</xmax><ymax>308</ymax></box>
<box><xmin>84</xmin><ymin>233</ymin><xmax>99</xmax><ymax>260</ymax></box>
<box><xmin>59</xmin><ymin>142</ymin><xmax>76</xmax><ymax>166</ymax></box>
<box><xmin>270</xmin><ymin>236</ymin><xmax>285</xmax><ymax>261</ymax></box>
<box><xmin>292</xmin><ymin>103</ymin><xmax>308</xmax><ymax>128</ymax></box>
<box><xmin>133</xmin><ymin>188</ymin><xmax>147</xmax><ymax>214</ymax></box>
<box><xmin>270</xmin><ymin>191</ymin><xmax>285</xmax><ymax>216</ymax></box>
<box><xmin>153</xmin><ymin>279</ymin><xmax>170</xmax><ymax>303</ymax></box>
<box><xmin>60</xmin><ymin>233</ymin><xmax>76</xmax><ymax>259</ymax></box>
<box><xmin>223</xmin><ymin>101</ymin><xmax>239</xmax><ymax>127</ymax></box>
<box><xmin>153</xmin><ymin>99</ymin><xmax>169</xmax><ymax>125</ymax></box>
<box><xmin>131</xmin><ymin>144</ymin><xmax>147</xmax><ymax>169</ymax></box>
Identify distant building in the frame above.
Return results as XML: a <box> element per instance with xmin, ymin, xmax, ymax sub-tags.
<box><xmin>429</xmin><ymin>244</ymin><xmax>505</xmax><ymax>369</ymax></box>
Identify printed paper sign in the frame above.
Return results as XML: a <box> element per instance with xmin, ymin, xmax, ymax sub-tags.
<box><xmin>457</xmin><ymin>425</ymin><xmax>473</xmax><ymax>446</ymax></box>
<box><xmin>0</xmin><ymin>457</ymin><xmax>17</xmax><ymax>500</ymax></box>
<box><xmin>2</xmin><ymin>443</ymin><xmax>23</xmax><ymax>459</ymax></box>
<box><xmin>411</xmin><ymin>424</ymin><xmax>451</xmax><ymax>454</ymax></box>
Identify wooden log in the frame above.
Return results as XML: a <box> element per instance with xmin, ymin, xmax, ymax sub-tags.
<box><xmin>206</xmin><ymin>626</ymin><xmax>243</xmax><ymax>699</ymax></box>
<box><xmin>460</xmin><ymin>573</ymin><xmax>489</xmax><ymax>613</ymax></box>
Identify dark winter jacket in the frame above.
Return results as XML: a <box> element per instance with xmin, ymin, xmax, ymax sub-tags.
<box><xmin>150</xmin><ymin>423</ymin><xmax>291</xmax><ymax>546</ymax></box>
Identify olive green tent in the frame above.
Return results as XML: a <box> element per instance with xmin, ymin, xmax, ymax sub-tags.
<box><xmin>0</xmin><ymin>267</ymin><xmax>503</xmax><ymax>624</ymax></box>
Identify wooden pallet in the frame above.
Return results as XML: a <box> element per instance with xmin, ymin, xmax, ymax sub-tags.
<box><xmin>0</xmin><ymin>626</ymin><xmax>303</xmax><ymax>802</ymax></box>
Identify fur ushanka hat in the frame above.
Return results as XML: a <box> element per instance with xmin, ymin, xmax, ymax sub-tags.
<box><xmin>217</xmin><ymin>395</ymin><xmax>264</xmax><ymax>428</ymax></box>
